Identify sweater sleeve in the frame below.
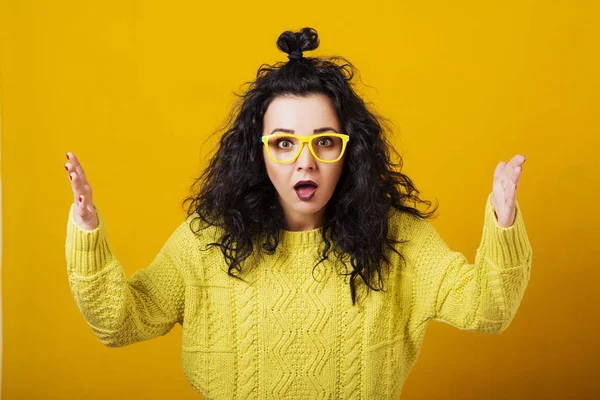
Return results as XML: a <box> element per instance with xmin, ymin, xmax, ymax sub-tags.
<box><xmin>65</xmin><ymin>203</ymin><xmax>190</xmax><ymax>348</ymax></box>
<box><xmin>414</xmin><ymin>193</ymin><xmax>533</xmax><ymax>334</ymax></box>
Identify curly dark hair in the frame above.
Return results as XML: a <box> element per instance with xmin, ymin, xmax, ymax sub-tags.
<box><xmin>182</xmin><ymin>27</ymin><xmax>439</xmax><ymax>305</ymax></box>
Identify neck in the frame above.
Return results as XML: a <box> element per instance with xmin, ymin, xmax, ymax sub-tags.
<box><xmin>282</xmin><ymin>208</ymin><xmax>325</xmax><ymax>231</ymax></box>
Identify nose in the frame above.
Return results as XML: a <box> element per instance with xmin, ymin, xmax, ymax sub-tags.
<box><xmin>295</xmin><ymin>142</ymin><xmax>316</xmax><ymax>170</ymax></box>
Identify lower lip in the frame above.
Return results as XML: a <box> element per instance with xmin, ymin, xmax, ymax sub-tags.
<box><xmin>294</xmin><ymin>187</ymin><xmax>318</xmax><ymax>201</ymax></box>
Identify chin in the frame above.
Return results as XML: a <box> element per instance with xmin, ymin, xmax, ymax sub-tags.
<box><xmin>291</xmin><ymin>199</ymin><xmax>322</xmax><ymax>209</ymax></box>
<box><xmin>282</xmin><ymin>197</ymin><xmax>322</xmax><ymax>212</ymax></box>
<box><xmin>296</xmin><ymin>197</ymin><xmax>330</xmax><ymax>211</ymax></box>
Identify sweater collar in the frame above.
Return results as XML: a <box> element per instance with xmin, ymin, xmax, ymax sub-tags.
<box><xmin>278</xmin><ymin>226</ymin><xmax>324</xmax><ymax>246</ymax></box>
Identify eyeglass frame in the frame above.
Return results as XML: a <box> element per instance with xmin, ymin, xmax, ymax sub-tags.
<box><xmin>259</xmin><ymin>132</ymin><xmax>350</xmax><ymax>164</ymax></box>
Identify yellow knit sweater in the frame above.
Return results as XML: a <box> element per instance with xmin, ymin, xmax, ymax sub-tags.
<box><xmin>65</xmin><ymin>193</ymin><xmax>532</xmax><ymax>399</ymax></box>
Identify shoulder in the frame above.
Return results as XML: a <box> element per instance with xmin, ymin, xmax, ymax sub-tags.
<box><xmin>387</xmin><ymin>206</ymin><xmax>436</xmax><ymax>244</ymax></box>
<box><xmin>179</xmin><ymin>212</ymin><xmax>226</xmax><ymax>245</ymax></box>
<box><xmin>168</xmin><ymin>213</ymin><xmax>228</xmax><ymax>275</ymax></box>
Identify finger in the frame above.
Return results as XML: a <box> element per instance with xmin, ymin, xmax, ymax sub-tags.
<box><xmin>495</xmin><ymin>174</ymin><xmax>517</xmax><ymax>205</ymax></box>
<box><xmin>501</xmin><ymin>161</ymin><xmax>523</xmax><ymax>185</ymax></box>
<box><xmin>494</xmin><ymin>161</ymin><xmax>507</xmax><ymax>179</ymax></box>
<box><xmin>68</xmin><ymin>167</ymin><xmax>92</xmax><ymax>194</ymax></box>
<box><xmin>66</xmin><ymin>153</ymin><xmax>88</xmax><ymax>183</ymax></box>
<box><xmin>69</xmin><ymin>170</ymin><xmax>93</xmax><ymax>206</ymax></box>
<box><xmin>497</xmin><ymin>175</ymin><xmax>512</xmax><ymax>195</ymax></box>
<box><xmin>494</xmin><ymin>161</ymin><xmax>518</xmax><ymax>186</ymax></box>
<box><xmin>510</xmin><ymin>178</ymin><xmax>519</xmax><ymax>195</ymax></box>
<box><xmin>65</xmin><ymin>157</ymin><xmax>91</xmax><ymax>194</ymax></box>
<box><xmin>507</xmin><ymin>154</ymin><xmax>527</xmax><ymax>169</ymax></box>
<box><xmin>65</xmin><ymin>153</ymin><xmax>93</xmax><ymax>206</ymax></box>
<box><xmin>505</xmin><ymin>179</ymin><xmax>517</xmax><ymax>210</ymax></box>
<box><xmin>76</xmin><ymin>194</ymin><xmax>95</xmax><ymax>215</ymax></box>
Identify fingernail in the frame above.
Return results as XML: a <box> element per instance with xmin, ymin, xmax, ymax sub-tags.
<box><xmin>66</xmin><ymin>153</ymin><xmax>70</xmax><ymax>160</ymax></box>
<box><xmin>78</xmin><ymin>195</ymin><xmax>83</xmax><ymax>203</ymax></box>
<box><xmin>64</xmin><ymin>165</ymin><xmax>68</xmax><ymax>171</ymax></box>
<box><xmin>69</xmin><ymin>174</ymin><xmax>73</xmax><ymax>181</ymax></box>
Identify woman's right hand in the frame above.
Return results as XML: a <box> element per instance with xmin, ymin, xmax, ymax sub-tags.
<box><xmin>65</xmin><ymin>152</ymin><xmax>99</xmax><ymax>231</ymax></box>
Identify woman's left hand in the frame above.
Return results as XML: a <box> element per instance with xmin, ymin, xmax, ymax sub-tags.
<box><xmin>491</xmin><ymin>154</ymin><xmax>527</xmax><ymax>228</ymax></box>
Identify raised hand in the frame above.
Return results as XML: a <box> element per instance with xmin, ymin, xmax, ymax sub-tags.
<box><xmin>491</xmin><ymin>154</ymin><xmax>527</xmax><ymax>228</ymax></box>
<box><xmin>64</xmin><ymin>152</ymin><xmax>99</xmax><ymax>230</ymax></box>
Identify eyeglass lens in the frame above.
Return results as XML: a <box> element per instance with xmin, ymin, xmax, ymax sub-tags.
<box><xmin>267</xmin><ymin>135</ymin><xmax>343</xmax><ymax>162</ymax></box>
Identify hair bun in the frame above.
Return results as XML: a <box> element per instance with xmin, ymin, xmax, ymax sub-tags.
<box><xmin>277</xmin><ymin>27</ymin><xmax>319</xmax><ymax>60</ymax></box>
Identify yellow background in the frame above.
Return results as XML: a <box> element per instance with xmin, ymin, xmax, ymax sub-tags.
<box><xmin>2</xmin><ymin>0</ymin><xmax>599</xmax><ymax>399</ymax></box>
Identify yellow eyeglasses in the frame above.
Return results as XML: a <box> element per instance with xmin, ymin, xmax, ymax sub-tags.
<box><xmin>260</xmin><ymin>132</ymin><xmax>350</xmax><ymax>164</ymax></box>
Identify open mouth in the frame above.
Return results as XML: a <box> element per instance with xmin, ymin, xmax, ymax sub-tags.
<box><xmin>294</xmin><ymin>180</ymin><xmax>318</xmax><ymax>201</ymax></box>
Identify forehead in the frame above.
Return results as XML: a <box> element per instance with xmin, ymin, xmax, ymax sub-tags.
<box><xmin>263</xmin><ymin>93</ymin><xmax>340</xmax><ymax>133</ymax></box>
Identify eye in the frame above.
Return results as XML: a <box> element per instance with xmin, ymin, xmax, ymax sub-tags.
<box><xmin>276</xmin><ymin>139</ymin><xmax>293</xmax><ymax>149</ymax></box>
<box><xmin>316</xmin><ymin>137</ymin><xmax>333</xmax><ymax>146</ymax></box>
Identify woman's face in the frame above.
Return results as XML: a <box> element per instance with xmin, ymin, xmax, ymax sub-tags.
<box><xmin>262</xmin><ymin>93</ymin><xmax>345</xmax><ymax>231</ymax></box>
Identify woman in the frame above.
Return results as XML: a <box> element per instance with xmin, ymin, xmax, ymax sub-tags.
<box><xmin>64</xmin><ymin>27</ymin><xmax>532</xmax><ymax>398</ymax></box>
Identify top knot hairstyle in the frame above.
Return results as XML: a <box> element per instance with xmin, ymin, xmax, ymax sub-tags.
<box><xmin>183</xmin><ymin>27</ymin><xmax>438</xmax><ymax>305</ymax></box>
<box><xmin>277</xmin><ymin>27</ymin><xmax>319</xmax><ymax>61</ymax></box>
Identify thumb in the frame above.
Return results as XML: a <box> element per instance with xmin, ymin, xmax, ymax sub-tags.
<box><xmin>494</xmin><ymin>161</ymin><xmax>506</xmax><ymax>179</ymax></box>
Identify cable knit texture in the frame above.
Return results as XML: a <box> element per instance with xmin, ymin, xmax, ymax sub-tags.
<box><xmin>65</xmin><ymin>193</ymin><xmax>532</xmax><ymax>399</ymax></box>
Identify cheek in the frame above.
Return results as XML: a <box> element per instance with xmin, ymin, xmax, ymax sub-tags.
<box><xmin>262</xmin><ymin>152</ymin><xmax>277</xmax><ymax>181</ymax></box>
<box><xmin>263</xmin><ymin>157</ymin><xmax>288</xmax><ymax>190</ymax></box>
<box><xmin>324</xmin><ymin>164</ymin><xmax>344</xmax><ymax>188</ymax></box>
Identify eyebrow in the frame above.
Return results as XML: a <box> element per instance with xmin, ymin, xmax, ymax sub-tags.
<box><xmin>269</xmin><ymin>127</ymin><xmax>339</xmax><ymax>134</ymax></box>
